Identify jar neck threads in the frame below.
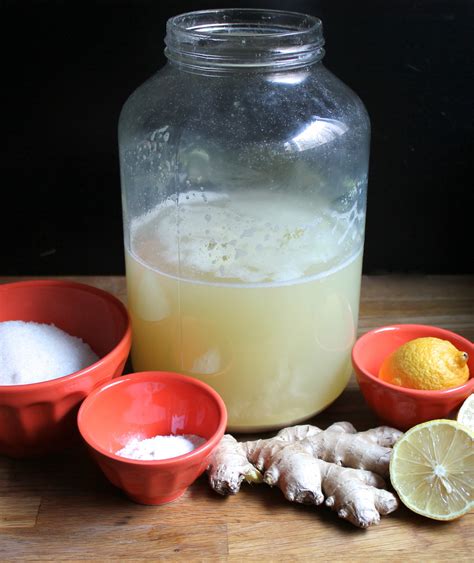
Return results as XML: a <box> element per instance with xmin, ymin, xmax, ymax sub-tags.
<box><xmin>165</xmin><ymin>9</ymin><xmax>325</xmax><ymax>72</ymax></box>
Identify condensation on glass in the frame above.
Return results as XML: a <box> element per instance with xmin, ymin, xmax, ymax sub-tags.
<box><xmin>119</xmin><ymin>9</ymin><xmax>370</xmax><ymax>431</ymax></box>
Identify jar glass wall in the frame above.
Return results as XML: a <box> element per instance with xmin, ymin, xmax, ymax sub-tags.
<box><xmin>119</xmin><ymin>9</ymin><xmax>370</xmax><ymax>431</ymax></box>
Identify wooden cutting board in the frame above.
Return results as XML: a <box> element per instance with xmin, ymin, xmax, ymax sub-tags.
<box><xmin>0</xmin><ymin>275</ymin><xmax>472</xmax><ymax>560</ymax></box>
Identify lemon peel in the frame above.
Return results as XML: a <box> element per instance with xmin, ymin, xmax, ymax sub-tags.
<box><xmin>379</xmin><ymin>337</ymin><xmax>469</xmax><ymax>390</ymax></box>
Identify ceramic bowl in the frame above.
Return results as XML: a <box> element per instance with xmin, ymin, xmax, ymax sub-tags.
<box><xmin>0</xmin><ymin>280</ymin><xmax>131</xmax><ymax>457</ymax></box>
<box><xmin>352</xmin><ymin>324</ymin><xmax>474</xmax><ymax>430</ymax></box>
<box><xmin>77</xmin><ymin>371</ymin><xmax>227</xmax><ymax>505</ymax></box>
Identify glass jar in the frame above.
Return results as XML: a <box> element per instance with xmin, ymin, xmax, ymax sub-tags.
<box><xmin>119</xmin><ymin>9</ymin><xmax>370</xmax><ymax>432</ymax></box>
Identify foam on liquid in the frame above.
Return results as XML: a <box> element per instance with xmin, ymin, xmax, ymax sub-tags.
<box><xmin>130</xmin><ymin>190</ymin><xmax>361</xmax><ymax>285</ymax></box>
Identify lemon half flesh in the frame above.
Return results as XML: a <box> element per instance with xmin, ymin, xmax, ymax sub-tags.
<box><xmin>457</xmin><ymin>394</ymin><xmax>474</xmax><ymax>432</ymax></box>
<box><xmin>390</xmin><ymin>419</ymin><xmax>473</xmax><ymax>521</ymax></box>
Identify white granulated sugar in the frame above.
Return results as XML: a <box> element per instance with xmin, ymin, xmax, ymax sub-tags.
<box><xmin>0</xmin><ymin>320</ymin><xmax>99</xmax><ymax>385</ymax></box>
<box><xmin>116</xmin><ymin>434</ymin><xmax>206</xmax><ymax>461</ymax></box>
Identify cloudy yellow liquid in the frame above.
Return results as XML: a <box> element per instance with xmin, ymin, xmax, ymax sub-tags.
<box><xmin>126</xmin><ymin>190</ymin><xmax>363</xmax><ymax>431</ymax></box>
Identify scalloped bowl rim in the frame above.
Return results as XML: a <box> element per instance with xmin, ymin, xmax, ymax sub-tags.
<box><xmin>352</xmin><ymin>324</ymin><xmax>474</xmax><ymax>398</ymax></box>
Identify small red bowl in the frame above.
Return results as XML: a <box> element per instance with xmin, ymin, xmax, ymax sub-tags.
<box><xmin>77</xmin><ymin>371</ymin><xmax>227</xmax><ymax>505</ymax></box>
<box><xmin>0</xmin><ymin>280</ymin><xmax>131</xmax><ymax>457</ymax></box>
<box><xmin>352</xmin><ymin>324</ymin><xmax>474</xmax><ymax>430</ymax></box>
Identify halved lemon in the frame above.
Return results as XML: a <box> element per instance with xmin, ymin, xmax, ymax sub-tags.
<box><xmin>457</xmin><ymin>394</ymin><xmax>474</xmax><ymax>432</ymax></box>
<box><xmin>390</xmin><ymin>419</ymin><xmax>473</xmax><ymax>521</ymax></box>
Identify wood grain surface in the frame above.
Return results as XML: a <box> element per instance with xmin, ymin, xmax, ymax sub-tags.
<box><xmin>0</xmin><ymin>275</ymin><xmax>473</xmax><ymax>561</ymax></box>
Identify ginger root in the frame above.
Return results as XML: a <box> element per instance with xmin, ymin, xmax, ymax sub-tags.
<box><xmin>207</xmin><ymin>422</ymin><xmax>403</xmax><ymax>528</ymax></box>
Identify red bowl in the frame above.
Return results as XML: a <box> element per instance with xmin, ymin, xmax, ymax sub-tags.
<box><xmin>77</xmin><ymin>371</ymin><xmax>227</xmax><ymax>505</ymax></box>
<box><xmin>352</xmin><ymin>324</ymin><xmax>474</xmax><ymax>430</ymax></box>
<box><xmin>0</xmin><ymin>280</ymin><xmax>131</xmax><ymax>457</ymax></box>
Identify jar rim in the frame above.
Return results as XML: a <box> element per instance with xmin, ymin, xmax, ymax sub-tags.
<box><xmin>165</xmin><ymin>9</ymin><xmax>325</xmax><ymax>71</ymax></box>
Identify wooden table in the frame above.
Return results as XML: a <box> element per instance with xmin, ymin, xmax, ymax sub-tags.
<box><xmin>0</xmin><ymin>275</ymin><xmax>473</xmax><ymax>560</ymax></box>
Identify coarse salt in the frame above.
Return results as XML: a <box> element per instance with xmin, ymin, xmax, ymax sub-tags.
<box><xmin>0</xmin><ymin>320</ymin><xmax>99</xmax><ymax>385</ymax></box>
<box><xmin>116</xmin><ymin>434</ymin><xmax>206</xmax><ymax>461</ymax></box>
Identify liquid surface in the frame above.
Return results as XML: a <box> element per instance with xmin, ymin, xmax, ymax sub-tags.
<box><xmin>126</xmin><ymin>191</ymin><xmax>363</xmax><ymax>430</ymax></box>
<box><xmin>130</xmin><ymin>190</ymin><xmax>362</xmax><ymax>284</ymax></box>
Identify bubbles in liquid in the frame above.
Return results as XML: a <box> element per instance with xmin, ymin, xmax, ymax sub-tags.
<box><xmin>130</xmin><ymin>190</ymin><xmax>363</xmax><ymax>284</ymax></box>
<box><xmin>126</xmin><ymin>190</ymin><xmax>364</xmax><ymax>430</ymax></box>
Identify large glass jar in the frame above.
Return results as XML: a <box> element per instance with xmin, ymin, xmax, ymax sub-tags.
<box><xmin>119</xmin><ymin>9</ymin><xmax>370</xmax><ymax>432</ymax></box>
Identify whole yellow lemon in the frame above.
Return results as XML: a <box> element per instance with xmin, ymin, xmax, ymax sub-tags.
<box><xmin>379</xmin><ymin>337</ymin><xmax>469</xmax><ymax>390</ymax></box>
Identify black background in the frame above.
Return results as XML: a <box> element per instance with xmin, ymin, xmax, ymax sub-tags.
<box><xmin>2</xmin><ymin>0</ymin><xmax>473</xmax><ymax>275</ymax></box>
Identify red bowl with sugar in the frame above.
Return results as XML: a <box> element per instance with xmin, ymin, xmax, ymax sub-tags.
<box><xmin>352</xmin><ymin>324</ymin><xmax>474</xmax><ymax>430</ymax></box>
<box><xmin>0</xmin><ymin>280</ymin><xmax>131</xmax><ymax>457</ymax></box>
<box><xmin>77</xmin><ymin>371</ymin><xmax>227</xmax><ymax>505</ymax></box>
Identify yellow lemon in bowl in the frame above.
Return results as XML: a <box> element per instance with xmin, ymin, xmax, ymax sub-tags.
<box><xmin>379</xmin><ymin>337</ymin><xmax>469</xmax><ymax>390</ymax></box>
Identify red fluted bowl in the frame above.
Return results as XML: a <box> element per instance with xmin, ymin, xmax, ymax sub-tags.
<box><xmin>352</xmin><ymin>324</ymin><xmax>474</xmax><ymax>430</ymax></box>
<box><xmin>0</xmin><ymin>280</ymin><xmax>131</xmax><ymax>457</ymax></box>
<box><xmin>78</xmin><ymin>371</ymin><xmax>227</xmax><ymax>505</ymax></box>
